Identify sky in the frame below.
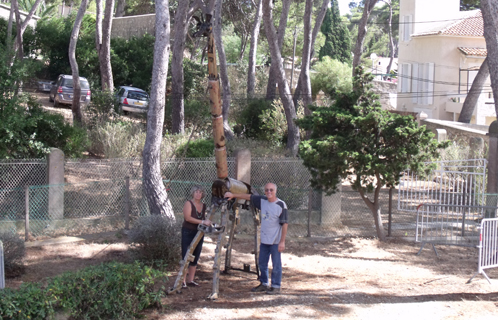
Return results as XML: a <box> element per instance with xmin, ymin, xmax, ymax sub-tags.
<box><xmin>337</xmin><ymin>0</ymin><xmax>352</xmax><ymax>15</ymax></box>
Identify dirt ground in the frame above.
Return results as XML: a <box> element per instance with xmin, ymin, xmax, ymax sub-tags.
<box><xmin>5</xmin><ymin>232</ymin><xmax>498</xmax><ymax>320</ymax></box>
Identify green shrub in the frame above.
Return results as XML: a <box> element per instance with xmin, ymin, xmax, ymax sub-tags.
<box><xmin>0</xmin><ymin>282</ymin><xmax>55</xmax><ymax>320</ymax></box>
<box><xmin>86</xmin><ymin>89</ymin><xmax>120</xmax><ymax>126</ymax></box>
<box><xmin>128</xmin><ymin>215</ymin><xmax>182</xmax><ymax>264</ymax></box>
<box><xmin>175</xmin><ymin>138</ymin><xmax>214</xmax><ymax>158</ymax></box>
<box><xmin>0</xmin><ymin>96</ymin><xmax>88</xmax><ymax>159</ymax></box>
<box><xmin>0</xmin><ymin>231</ymin><xmax>26</xmax><ymax>275</ymax></box>
<box><xmin>234</xmin><ymin>98</ymin><xmax>272</xmax><ymax>139</ymax></box>
<box><xmin>87</xmin><ymin>121</ymin><xmax>146</xmax><ymax>158</ymax></box>
<box><xmin>0</xmin><ymin>262</ymin><xmax>166</xmax><ymax>320</ymax></box>
<box><xmin>46</xmin><ymin>261</ymin><xmax>165</xmax><ymax>319</ymax></box>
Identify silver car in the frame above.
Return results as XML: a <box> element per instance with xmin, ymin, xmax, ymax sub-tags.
<box><xmin>49</xmin><ymin>74</ymin><xmax>91</xmax><ymax>108</ymax></box>
<box><xmin>116</xmin><ymin>86</ymin><xmax>149</xmax><ymax>114</ymax></box>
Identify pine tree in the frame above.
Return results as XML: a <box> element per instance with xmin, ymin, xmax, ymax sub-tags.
<box><xmin>318</xmin><ymin>0</ymin><xmax>352</xmax><ymax>64</ymax></box>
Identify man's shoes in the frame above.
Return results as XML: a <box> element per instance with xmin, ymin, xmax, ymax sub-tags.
<box><xmin>251</xmin><ymin>283</ymin><xmax>269</xmax><ymax>292</ymax></box>
<box><xmin>266</xmin><ymin>287</ymin><xmax>280</xmax><ymax>295</ymax></box>
<box><xmin>187</xmin><ymin>281</ymin><xmax>200</xmax><ymax>287</ymax></box>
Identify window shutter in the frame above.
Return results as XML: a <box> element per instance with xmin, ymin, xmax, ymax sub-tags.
<box><xmin>412</xmin><ymin>63</ymin><xmax>419</xmax><ymax>103</ymax></box>
<box><xmin>427</xmin><ymin>63</ymin><xmax>435</xmax><ymax>105</ymax></box>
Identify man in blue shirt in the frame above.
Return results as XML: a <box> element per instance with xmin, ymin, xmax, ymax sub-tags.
<box><xmin>225</xmin><ymin>182</ymin><xmax>288</xmax><ymax>294</ymax></box>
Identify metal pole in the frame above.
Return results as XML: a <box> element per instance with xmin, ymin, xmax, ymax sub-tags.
<box><xmin>307</xmin><ymin>189</ymin><xmax>312</xmax><ymax>237</ymax></box>
<box><xmin>125</xmin><ymin>177</ymin><xmax>130</xmax><ymax>230</ymax></box>
<box><xmin>388</xmin><ymin>187</ymin><xmax>393</xmax><ymax>237</ymax></box>
<box><xmin>25</xmin><ymin>185</ymin><xmax>30</xmax><ymax>241</ymax></box>
<box><xmin>0</xmin><ymin>240</ymin><xmax>5</xmax><ymax>289</ymax></box>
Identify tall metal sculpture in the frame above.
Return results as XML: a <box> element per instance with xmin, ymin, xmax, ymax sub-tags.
<box><xmin>167</xmin><ymin>13</ymin><xmax>260</xmax><ymax>300</ymax></box>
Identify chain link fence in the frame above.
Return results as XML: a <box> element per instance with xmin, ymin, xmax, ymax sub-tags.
<box><xmin>1</xmin><ymin>157</ymin><xmax>419</xmax><ymax>239</ymax></box>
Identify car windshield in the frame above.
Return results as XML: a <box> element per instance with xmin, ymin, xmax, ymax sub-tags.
<box><xmin>128</xmin><ymin>91</ymin><xmax>148</xmax><ymax>101</ymax></box>
<box><xmin>63</xmin><ymin>78</ymin><xmax>90</xmax><ymax>89</ymax></box>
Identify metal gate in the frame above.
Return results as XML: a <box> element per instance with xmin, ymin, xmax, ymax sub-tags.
<box><xmin>415</xmin><ymin>203</ymin><xmax>492</xmax><ymax>255</ymax></box>
<box><xmin>398</xmin><ymin>159</ymin><xmax>487</xmax><ymax>212</ymax></box>
<box><xmin>468</xmin><ymin>218</ymin><xmax>498</xmax><ymax>283</ymax></box>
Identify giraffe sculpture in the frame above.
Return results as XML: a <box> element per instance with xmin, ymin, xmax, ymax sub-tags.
<box><xmin>167</xmin><ymin>13</ymin><xmax>260</xmax><ymax>300</ymax></box>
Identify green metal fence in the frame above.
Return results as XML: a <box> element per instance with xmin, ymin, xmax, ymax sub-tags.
<box><xmin>0</xmin><ymin>157</ymin><xmax>427</xmax><ymax>239</ymax></box>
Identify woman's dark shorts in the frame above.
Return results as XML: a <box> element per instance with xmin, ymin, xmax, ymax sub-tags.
<box><xmin>181</xmin><ymin>227</ymin><xmax>204</xmax><ymax>266</ymax></box>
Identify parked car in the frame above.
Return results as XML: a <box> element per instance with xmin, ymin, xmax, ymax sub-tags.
<box><xmin>37</xmin><ymin>80</ymin><xmax>52</xmax><ymax>92</ymax></box>
<box><xmin>116</xmin><ymin>86</ymin><xmax>149</xmax><ymax>114</ymax></box>
<box><xmin>49</xmin><ymin>74</ymin><xmax>91</xmax><ymax>108</ymax></box>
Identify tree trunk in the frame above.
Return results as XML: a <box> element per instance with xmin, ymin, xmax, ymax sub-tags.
<box><xmin>12</xmin><ymin>0</ymin><xmax>42</xmax><ymax>58</ymax></box>
<box><xmin>95</xmin><ymin>0</ymin><xmax>102</xmax><ymax>54</ymax></box>
<box><xmin>481</xmin><ymin>1</ymin><xmax>498</xmax><ymax>118</ymax></box>
<box><xmin>100</xmin><ymin>0</ymin><xmax>115</xmax><ymax>91</ymax></box>
<box><xmin>68</xmin><ymin>0</ymin><xmax>88</xmax><ymax>125</ymax></box>
<box><xmin>458</xmin><ymin>58</ymin><xmax>489</xmax><ymax>123</ymax></box>
<box><xmin>12</xmin><ymin>0</ymin><xmax>23</xmax><ymax>60</ymax></box>
<box><xmin>262</xmin><ymin>0</ymin><xmax>300</xmax><ymax>156</ymax></box>
<box><xmin>293</xmin><ymin>0</ymin><xmax>329</xmax><ymax>107</ymax></box>
<box><xmin>170</xmin><ymin>0</ymin><xmax>191</xmax><ymax>134</ymax></box>
<box><xmin>299</xmin><ymin>0</ymin><xmax>313</xmax><ymax>109</ymax></box>
<box><xmin>352</xmin><ymin>0</ymin><xmax>378</xmax><ymax>75</ymax></box>
<box><xmin>265</xmin><ymin>0</ymin><xmax>290</xmax><ymax>101</ymax></box>
<box><xmin>247</xmin><ymin>0</ymin><xmax>263</xmax><ymax>98</ymax></box>
<box><xmin>214</xmin><ymin>0</ymin><xmax>234</xmax><ymax>140</ymax></box>
<box><xmin>115</xmin><ymin>0</ymin><xmax>126</xmax><ymax>17</ymax></box>
<box><xmin>6</xmin><ymin>3</ymin><xmax>13</xmax><ymax>54</ymax></box>
<box><xmin>143</xmin><ymin>0</ymin><xmax>175</xmax><ymax>219</ymax></box>
<box><xmin>358</xmin><ymin>185</ymin><xmax>386</xmax><ymax>241</ymax></box>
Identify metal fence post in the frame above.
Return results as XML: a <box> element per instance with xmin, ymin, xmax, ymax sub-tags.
<box><xmin>0</xmin><ymin>240</ymin><xmax>4</xmax><ymax>289</ymax></box>
<box><xmin>388</xmin><ymin>187</ymin><xmax>393</xmax><ymax>237</ymax></box>
<box><xmin>307</xmin><ymin>189</ymin><xmax>312</xmax><ymax>237</ymax></box>
<box><xmin>125</xmin><ymin>177</ymin><xmax>130</xmax><ymax>230</ymax></box>
<box><xmin>25</xmin><ymin>185</ymin><xmax>30</xmax><ymax>242</ymax></box>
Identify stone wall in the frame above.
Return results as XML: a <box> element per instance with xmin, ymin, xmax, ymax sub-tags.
<box><xmin>111</xmin><ymin>14</ymin><xmax>156</xmax><ymax>39</ymax></box>
<box><xmin>372</xmin><ymin>79</ymin><xmax>397</xmax><ymax>110</ymax></box>
<box><xmin>421</xmin><ymin>118</ymin><xmax>489</xmax><ymax>145</ymax></box>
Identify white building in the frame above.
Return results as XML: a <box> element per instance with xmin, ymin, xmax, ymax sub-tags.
<box><xmin>397</xmin><ymin>0</ymin><xmax>494</xmax><ymax>125</ymax></box>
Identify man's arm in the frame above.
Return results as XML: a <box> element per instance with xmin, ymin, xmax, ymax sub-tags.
<box><xmin>278</xmin><ymin>223</ymin><xmax>288</xmax><ymax>253</ymax></box>
<box><xmin>224</xmin><ymin>192</ymin><xmax>251</xmax><ymax>201</ymax></box>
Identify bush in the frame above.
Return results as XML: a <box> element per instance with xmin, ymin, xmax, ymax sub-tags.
<box><xmin>0</xmin><ymin>96</ymin><xmax>88</xmax><ymax>159</ymax></box>
<box><xmin>88</xmin><ymin>121</ymin><xmax>146</xmax><ymax>158</ymax></box>
<box><xmin>234</xmin><ymin>98</ymin><xmax>272</xmax><ymax>139</ymax></box>
<box><xmin>128</xmin><ymin>215</ymin><xmax>182</xmax><ymax>264</ymax></box>
<box><xmin>47</xmin><ymin>262</ymin><xmax>165</xmax><ymax>319</ymax></box>
<box><xmin>175</xmin><ymin>138</ymin><xmax>215</xmax><ymax>158</ymax></box>
<box><xmin>0</xmin><ymin>231</ymin><xmax>26</xmax><ymax>275</ymax></box>
<box><xmin>0</xmin><ymin>262</ymin><xmax>166</xmax><ymax>320</ymax></box>
<box><xmin>0</xmin><ymin>282</ymin><xmax>55</xmax><ymax>320</ymax></box>
<box><xmin>86</xmin><ymin>89</ymin><xmax>120</xmax><ymax>126</ymax></box>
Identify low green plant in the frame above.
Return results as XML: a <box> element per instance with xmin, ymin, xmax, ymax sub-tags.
<box><xmin>258</xmin><ymin>99</ymin><xmax>305</xmax><ymax>147</ymax></box>
<box><xmin>175</xmin><ymin>138</ymin><xmax>215</xmax><ymax>158</ymax></box>
<box><xmin>46</xmin><ymin>261</ymin><xmax>165</xmax><ymax>319</ymax></box>
<box><xmin>86</xmin><ymin>89</ymin><xmax>120</xmax><ymax>126</ymax></box>
<box><xmin>0</xmin><ymin>95</ymin><xmax>88</xmax><ymax>159</ymax></box>
<box><xmin>88</xmin><ymin>120</ymin><xmax>146</xmax><ymax>158</ymax></box>
<box><xmin>0</xmin><ymin>231</ymin><xmax>26</xmax><ymax>275</ymax></box>
<box><xmin>128</xmin><ymin>215</ymin><xmax>182</xmax><ymax>264</ymax></box>
<box><xmin>0</xmin><ymin>262</ymin><xmax>166</xmax><ymax>319</ymax></box>
<box><xmin>234</xmin><ymin>98</ymin><xmax>273</xmax><ymax>139</ymax></box>
<box><xmin>0</xmin><ymin>282</ymin><xmax>56</xmax><ymax>320</ymax></box>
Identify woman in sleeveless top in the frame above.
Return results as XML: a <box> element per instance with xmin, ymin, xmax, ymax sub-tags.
<box><xmin>181</xmin><ymin>185</ymin><xmax>212</xmax><ymax>287</ymax></box>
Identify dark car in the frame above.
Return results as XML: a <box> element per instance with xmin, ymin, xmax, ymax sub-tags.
<box><xmin>49</xmin><ymin>74</ymin><xmax>91</xmax><ymax>107</ymax></box>
<box><xmin>116</xmin><ymin>86</ymin><xmax>149</xmax><ymax>114</ymax></box>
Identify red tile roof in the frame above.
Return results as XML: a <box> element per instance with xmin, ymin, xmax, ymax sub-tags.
<box><xmin>413</xmin><ymin>10</ymin><xmax>483</xmax><ymax>37</ymax></box>
<box><xmin>458</xmin><ymin>47</ymin><xmax>487</xmax><ymax>56</ymax></box>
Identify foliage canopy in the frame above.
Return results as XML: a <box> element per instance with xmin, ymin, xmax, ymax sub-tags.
<box><xmin>298</xmin><ymin>67</ymin><xmax>445</xmax><ymax>195</ymax></box>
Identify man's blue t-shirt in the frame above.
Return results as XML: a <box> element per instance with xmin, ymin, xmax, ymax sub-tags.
<box><xmin>251</xmin><ymin>195</ymin><xmax>288</xmax><ymax>245</ymax></box>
